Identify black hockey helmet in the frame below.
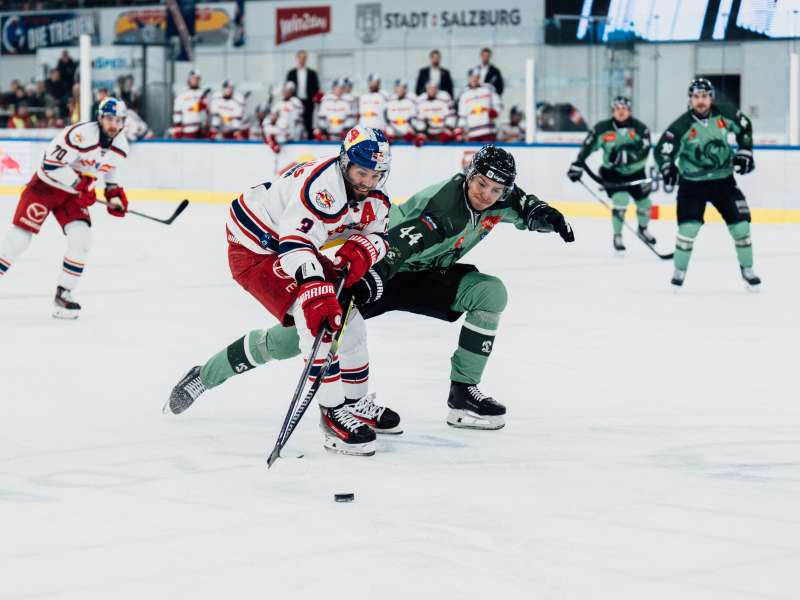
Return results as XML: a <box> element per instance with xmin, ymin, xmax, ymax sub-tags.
<box><xmin>465</xmin><ymin>144</ymin><xmax>516</xmax><ymax>188</ymax></box>
<box><xmin>688</xmin><ymin>78</ymin><xmax>715</xmax><ymax>98</ymax></box>
<box><xmin>610</xmin><ymin>95</ymin><xmax>631</xmax><ymax>110</ymax></box>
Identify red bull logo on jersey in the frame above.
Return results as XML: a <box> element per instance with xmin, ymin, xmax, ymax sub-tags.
<box><xmin>314</xmin><ymin>189</ymin><xmax>335</xmax><ymax>210</ymax></box>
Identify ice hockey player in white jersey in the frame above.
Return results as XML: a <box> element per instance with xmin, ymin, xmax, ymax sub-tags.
<box><xmin>414</xmin><ymin>80</ymin><xmax>457</xmax><ymax>145</ymax></box>
<box><xmin>314</xmin><ymin>79</ymin><xmax>356</xmax><ymax>140</ymax></box>
<box><xmin>209</xmin><ymin>79</ymin><xmax>248</xmax><ymax>140</ymax></box>
<box><xmin>0</xmin><ymin>98</ymin><xmax>130</xmax><ymax>319</ymax></box>
<box><xmin>386</xmin><ymin>80</ymin><xmax>417</xmax><ymax>142</ymax></box>
<box><xmin>497</xmin><ymin>105</ymin><xmax>526</xmax><ymax>143</ymax></box>
<box><xmin>357</xmin><ymin>73</ymin><xmax>389</xmax><ymax>132</ymax></box>
<box><xmin>342</xmin><ymin>77</ymin><xmax>358</xmax><ymax>119</ymax></box>
<box><xmin>457</xmin><ymin>67</ymin><xmax>503</xmax><ymax>142</ymax></box>
<box><xmin>167</xmin><ymin>127</ymin><xmax>401</xmax><ymax>457</ymax></box>
<box><xmin>171</xmin><ymin>69</ymin><xmax>209</xmax><ymax>139</ymax></box>
<box><xmin>262</xmin><ymin>81</ymin><xmax>305</xmax><ymax>153</ymax></box>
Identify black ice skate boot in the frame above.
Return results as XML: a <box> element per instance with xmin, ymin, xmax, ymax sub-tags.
<box><xmin>638</xmin><ymin>225</ymin><xmax>657</xmax><ymax>245</ymax></box>
<box><xmin>613</xmin><ymin>234</ymin><xmax>626</xmax><ymax>252</ymax></box>
<box><xmin>447</xmin><ymin>382</ymin><xmax>506</xmax><ymax>430</ymax></box>
<box><xmin>740</xmin><ymin>266</ymin><xmax>761</xmax><ymax>292</ymax></box>
<box><xmin>52</xmin><ymin>285</ymin><xmax>80</xmax><ymax>320</ymax></box>
<box><xmin>320</xmin><ymin>402</ymin><xmax>376</xmax><ymax>456</ymax></box>
<box><xmin>344</xmin><ymin>393</ymin><xmax>402</xmax><ymax>434</ymax></box>
<box><xmin>163</xmin><ymin>366</ymin><xmax>206</xmax><ymax>415</ymax></box>
<box><xmin>671</xmin><ymin>268</ymin><xmax>687</xmax><ymax>288</ymax></box>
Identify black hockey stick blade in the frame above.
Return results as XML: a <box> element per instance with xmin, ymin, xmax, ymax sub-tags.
<box><xmin>97</xmin><ymin>198</ymin><xmax>189</xmax><ymax>225</ymax></box>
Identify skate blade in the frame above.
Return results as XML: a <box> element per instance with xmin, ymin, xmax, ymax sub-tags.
<box><xmin>446</xmin><ymin>409</ymin><xmax>505</xmax><ymax>430</ymax></box>
<box><xmin>322</xmin><ymin>434</ymin><xmax>376</xmax><ymax>456</ymax></box>
<box><xmin>744</xmin><ymin>282</ymin><xmax>761</xmax><ymax>293</ymax></box>
<box><xmin>52</xmin><ymin>307</ymin><xmax>79</xmax><ymax>320</ymax></box>
<box><xmin>375</xmin><ymin>426</ymin><xmax>403</xmax><ymax>435</ymax></box>
<box><xmin>613</xmin><ymin>249</ymin><xmax>626</xmax><ymax>257</ymax></box>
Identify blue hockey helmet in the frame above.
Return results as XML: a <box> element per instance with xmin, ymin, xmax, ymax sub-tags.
<box><xmin>97</xmin><ymin>96</ymin><xmax>127</xmax><ymax>121</ymax></box>
<box><xmin>339</xmin><ymin>127</ymin><xmax>391</xmax><ymax>189</ymax></box>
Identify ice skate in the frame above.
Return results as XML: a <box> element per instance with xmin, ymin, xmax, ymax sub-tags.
<box><xmin>740</xmin><ymin>266</ymin><xmax>761</xmax><ymax>292</ymax></box>
<box><xmin>637</xmin><ymin>225</ymin><xmax>657</xmax><ymax>245</ymax></box>
<box><xmin>52</xmin><ymin>286</ymin><xmax>80</xmax><ymax>320</ymax></box>
<box><xmin>320</xmin><ymin>402</ymin><xmax>376</xmax><ymax>456</ymax></box>
<box><xmin>446</xmin><ymin>382</ymin><xmax>506</xmax><ymax>430</ymax></box>
<box><xmin>671</xmin><ymin>268</ymin><xmax>686</xmax><ymax>288</ymax></box>
<box><xmin>345</xmin><ymin>393</ymin><xmax>402</xmax><ymax>434</ymax></box>
<box><xmin>613</xmin><ymin>233</ymin><xmax>626</xmax><ymax>254</ymax></box>
<box><xmin>164</xmin><ymin>366</ymin><xmax>206</xmax><ymax>414</ymax></box>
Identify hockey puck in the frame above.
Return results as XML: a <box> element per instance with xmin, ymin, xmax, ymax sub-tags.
<box><xmin>334</xmin><ymin>493</ymin><xmax>355</xmax><ymax>503</ymax></box>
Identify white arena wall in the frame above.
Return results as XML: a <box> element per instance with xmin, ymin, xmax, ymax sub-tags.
<box><xmin>1</xmin><ymin>138</ymin><xmax>799</xmax><ymax>223</ymax></box>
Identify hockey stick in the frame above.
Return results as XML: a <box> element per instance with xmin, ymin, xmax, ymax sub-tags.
<box><xmin>96</xmin><ymin>198</ymin><xmax>189</xmax><ymax>225</ymax></box>
<box><xmin>266</xmin><ymin>273</ymin><xmax>351</xmax><ymax>468</ymax></box>
<box><xmin>577</xmin><ymin>179</ymin><xmax>674</xmax><ymax>260</ymax></box>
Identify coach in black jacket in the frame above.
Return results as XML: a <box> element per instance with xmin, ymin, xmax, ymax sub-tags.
<box><xmin>285</xmin><ymin>50</ymin><xmax>320</xmax><ymax>138</ymax></box>
<box><xmin>415</xmin><ymin>49</ymin><xmax>454</xmax><ymax>98</ymax></box>
<box><xmin>478</xmin><ymin>48</ymin><xmax>504</xmax><ymax>96</ymax></box>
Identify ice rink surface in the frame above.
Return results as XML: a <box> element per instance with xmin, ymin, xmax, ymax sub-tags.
<box><xmin>1</xmin><ymin>199</ymin><xmax>798</xmax><ymax>599</ymax></box>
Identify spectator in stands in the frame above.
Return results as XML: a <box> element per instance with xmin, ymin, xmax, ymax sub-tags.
<box><xmin>56</xmin><ymin>50</ymin><xmax>77</xmax><ymax>85</ymax></box>
<box><xmin>1</xmin><ymin>80</ymin><xmax>22</xmax><ymax>108</ymax></box>
<box><xmin>91</xmin><ymin>87</ymin><xmax>110</xmax><ymax>120</ymax></box>
<box><xmin>46</xmin><ymin>69</ymin><xmax>69</xmax><ymax>115</ymax></box>
<box><xmin>7</xmin><ymin>104</ymin><xmax>37</xmax><ymax>129</ymax></box>
<box><xmin>41</xmin><ymin>105</ymin><xmax>62</xmax><ymax>128</ymax></box>
<box><xmin>477</xmin><ymin>48</ymin><xmax>504</xmax><ymax>96</ymax></box>
<box><xmin>415</xmin><ymin>49</ymin><xmax>453</xmax><ymax>98</ymax></box>
<box><xmin>67</xmin><ymin>83</ymin><xmax>81</xmax><ymax>124</ymax></box>
<box><xmin>285</xmin><ymin>50</ymin><xmax>319</xmax><ymax>139</ymax></box>
<box><xmin>117</xmin><ymin>74</ymin><xmax>139</xmax><ymax>111</ymax></box>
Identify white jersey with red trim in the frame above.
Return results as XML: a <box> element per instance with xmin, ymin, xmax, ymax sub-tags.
<box><xmin>172</xmin><ymin>87</ymin><xmax>208</xmax><ymax>135</ymax></box>
<box><xmin>264</xmin><ymin>96</ymin><xmax>305</xmax><ymax>142</ymax></box>
<box><xmin>386</xmin><ymin>95</ymin><xmax>417</xmax><ymax>137</ymax></box>
<box><xmin>209</xmin><ymin>91</ymin><xmax>246</xmax><ymax>136</ymax></box>
<box><xmin>225</xmin><ymin>155</ymin><xmax>390</xmax><ymax>281</ymax></box>
<box><xmin>317</xmin><ymin>94</ymin><xmax>356</xmax><ymax>137</ymax></box>
<box><xmin>36</xmin><ymin>121</ymin><xmax>129</xmax><ymax>194</ymax></box>
<box><xmin>457</xmin><ymin>84</ymin><xmax>502</xmax><ymax>139</ymax></box>
<box><xmin>357</xmin><ymin>91</ymin><xmax>389</xmax><ymax>131</ymax></box>
<box><xmin>415</xmin><ymin>92</ymin><xmax>456</xmax><ymax>135</ymax></box>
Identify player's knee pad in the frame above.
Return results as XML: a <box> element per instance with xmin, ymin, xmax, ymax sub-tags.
<box><xmin>265</xmin><ymin>325</ymin><xmax>301</xmax><ymax>360</ymax></box>
<box><xmin>64</xmin><ymin>221</ymin><xmax>92</xmax><ymax>254</ymax></box>
<box><xmin>458</xmin><ymin>272</ymin><xmax>508</xmax><ymax>315</ymax></box>
<box><xmin>676</xmin><ymin>221</ymin><xmax>701</xmax><ymax>251</ymax></box>
<box><xmin>727</xmin><ymin>220</ymin><xmax>751</xmax><ymax>243</ymax></box>
<box><xmin>636</xmin><ymin>197</ymin><xmax>652</xmax><ymax>215</ymax></box>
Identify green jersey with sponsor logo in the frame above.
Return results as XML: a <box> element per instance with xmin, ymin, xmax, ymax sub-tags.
<box><xmin>375</xmin><ymin>174</ymin><xmax>531</xmax><ymax>280</ymax></box>
<box><xmin>654</xmin><ymin>104</ymin><xmax>753</xmax><ymax>182</ymax></box>
<box><xmin>576</xmin><ymin>117</ymin><xmax>651</xmax><ymax>175</ymax></box>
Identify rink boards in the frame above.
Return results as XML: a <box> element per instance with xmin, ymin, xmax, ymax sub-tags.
<box><xmin>1</xmin><ymin>138</ymin><xmax>800</xmax><ymax>223</ymax></box>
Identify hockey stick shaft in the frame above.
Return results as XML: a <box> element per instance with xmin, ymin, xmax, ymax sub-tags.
<box><xmin>96</xmin><ymin>198</ymin><xmax>189</xmax><ymax>225</ymax></box>
<box><xmin>577</xmin><ymin>179</ymin><xmax>674</xmax><ymax>260</ymax></box>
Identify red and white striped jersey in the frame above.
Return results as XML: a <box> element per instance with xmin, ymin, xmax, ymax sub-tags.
<box><xmin>264</xmin><ymin>96</ymin><xmax>305</xmax><ymax>142</ymax></box>
<box><xmin>358</xmin><ymin>90</ymin><xmax>390</xmax><ymax>131</ymax></box>
<box><xmin>386</xmin><ymin>95</ymin><xmax>417</xmax><ymax>137</ymax></box>
<box><xmin>172</xmin><ymin>87</ymin><xmax>208</xmax><ymax>135</ymax></box>
<box><xmin>317</xmin><ymin>94</ymin><xmax>356</xmax><ymax>137</ymax></box>
<box><xmin>36</xmin><ymin>121</ymin><xmax>129</xmax><ymax>193</ymax></box>
<box><xmin>209</xmin><ymin>91</ymin><xmax>246</xmax><ymax>137</ymax></box>
<box><xmin>226</xmin><ymin>156</ymin><xmax>390</xmax><ymax>281</ymax></box>
<box><xmin>457</xmin><ymin>84</ymin><xmax>502</xmax><ymax>139</ymax></box>
<box><xmin>415</xmin><ymin>91</ymin><xmax>456</xmax><ymax>135</ymax></box>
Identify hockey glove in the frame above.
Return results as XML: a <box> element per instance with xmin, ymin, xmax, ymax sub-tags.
<box><xmin>414</xmin><ymin>133</ymin><xmax>427</xmax><ymax>147</ymax></box>
<box><xmin>298</xmin><ymin>280</ymin><xmax>343</xmax><ymax>337</ymax></box>
<box><xmin>660</xmin><ymin>162</ymin><xmax>679</xmax><ymax>187</ymax></box>
<box><xmin>567</xmin><ymin>161</ymin><xmax>584</xmax><ymax>182</ymax></box>
<box><xmin>348</xmin><ymin>268</ymin><xmax>384</xmax><ymax>307</ymax></box>
<box><xmin>335</xmin><ymin>235</ymin><xmax>378</xmax><ymax>288</ymax></box>
<box><xmin>523</xmin><ymin>198</ymin><xmax>575</xmax><ymax>243</ymax></box>
<box><xmin>733</xmin><ymin>149</ymin><xmax>755</xmax><ymax>175</ymax></box>
<box><xmin>74</xmin><ymin>175</ymin><xmax>96</xmax><ymax>208</ymax></box>
<box><xmin>104</xmin><ymin>185</ymin><xmax>128</xmax><ymax>218</ymax></box>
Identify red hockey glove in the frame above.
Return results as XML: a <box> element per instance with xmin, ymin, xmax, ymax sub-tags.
<box><xmin>335</xmin><ymin>234</ymin><xmax>377</xmax><ymax>288</ymax></box>
<box><xmin>105</xmin><ymin>185</ymin><xmax>128</xmax><ymax>218</ymax></box>
<box><xmin>265</xmin><ymin>135</ymin><xmax>281</xmax><ymax>154</ymax></box>
<box><xmin>312</xmin><ymin>90</ymin><xmax>325</xmax><ymax>104</ymax></box>
<box><xmin>172</xmin><ymin>125</ymin><xmax>183</xmax><ymax>139</ymax></box>
<box><xmin>414</xmin><ymin>133</ymin><xmax>427</xmax><ymax>147</ymax></box>
<box><xmin>313</xmin><ymin>128</ymin><xmax>326</xmax><ymax>141</ymax></box>
<box><xmin>298</xmin><ymin>280</ymin><xmax>343</xmax><ymax>336</ymax></box>
<box><xmin>489</xmin><ymin>108</ymin><xmax>499</xmax><ymax>120</ymax></box>
<box><xmin>74</xmin><ymin>175</ymin><xmax>96</xmax><ymax>208</ymax></box>
<box><xmin>402</xmin><ymin>131</ymin><xmax>415</xmax><ymax>143</ymax></box>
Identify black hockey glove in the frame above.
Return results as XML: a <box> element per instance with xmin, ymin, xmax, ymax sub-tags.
<box><xmin>567</xmin><ymin>161</ymin><xmax>584</xmax><ymax>182</ymax></box>
<box><xmin>523</xmin><ymin>198</ymin><xmax>575</xmax><ymax>243</ymax></box>
<box><xmin>346</xmin><ymin>268</ymin><xmax>384</xmax><ymax>308</ymax></box>
<box><xmin>660</xmin><ymin>162</ymin><xmax>679</xmax><ymax>187</ymax></box>
<box><xmin>733</xmin><ymin>149</ymin><xmax>755</xmax><ymax>175</ymax></box>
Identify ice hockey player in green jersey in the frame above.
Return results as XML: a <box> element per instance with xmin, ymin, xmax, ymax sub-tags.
<box><xmin>654</xmin><ymin>78</ymin><xmax>760</xmax><ymax>290</ymax></box>
<box><xmin>167</xmin><ymin>145</ymin><xmax>574</xmax><ymax>432</ymax></box>
<box><xmin>567</xmin><ymin>95</ymin><xmax>656</xmax><ymax>252</ymax></box>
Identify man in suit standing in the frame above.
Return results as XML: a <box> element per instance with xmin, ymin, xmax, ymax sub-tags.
<box><xmin>415</xmin><ymin>49</ymin><xmax>454</xmax><ymax>98</ymax></box>
<box><xmin>286</xmin><ymin>50</ymin><xmax>320</xmax><ymax>139</ymax></box>
<box><xmin>478</xmin><ymin>48</ymin><xmax>504</xmax><ymax>96</ymax></box>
